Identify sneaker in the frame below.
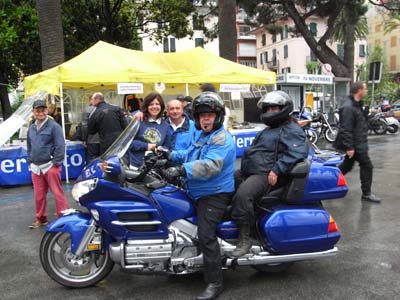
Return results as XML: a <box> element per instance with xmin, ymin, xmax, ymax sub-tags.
<box><xmin>361</xmin><ymin>193</ymin><xmax>381</xmax><ymax>203</ymax></box>
<box><xmin>29</xmin><ymin>219</ymin><xmax>48</xmax><ymax>229</ymax></box>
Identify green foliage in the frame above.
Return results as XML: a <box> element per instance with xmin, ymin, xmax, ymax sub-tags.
<box><xmin>306</xmin><ymin>62</ymin><xmax>319</xmax><ymax>74</ymax></box>
<box><xmin>363</xmin><ymin>46</ymin><xmax>400</xmax><ymax>105</ymax></box>
<box><xmin>61</xmin><ymin>0</ymin><xmax>195</xmax><ymax>58</ymax></box>
<box><xmin>330</xmin><ymin>3</ymin><xmax>368</xmax><ymax>43</ymax></box>
<box><xmin>383</xmin><ymin>12</ymin><xmax>400</xmax><ymax>33</ymax></box>
<box><xmin>0</xmin><ymin>0</ymin><xmax>41</xmax><ymax>85</ymax></box>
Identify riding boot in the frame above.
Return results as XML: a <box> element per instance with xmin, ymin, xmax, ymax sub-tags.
<box><xmin>232</xmin><ymin>224</ymin><xmax>252</xmax><ymax>257</ymax></box>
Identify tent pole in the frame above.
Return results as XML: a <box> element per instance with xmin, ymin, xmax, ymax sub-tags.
<box><xmin>185</xmin><ymin>83</ymin><xmax>189</xmax><ymax>96</ymax></box>
<box><xmin>59</xmin><ymin>83</ymin><xmax>69</xmax><ymax>183</ymax></box>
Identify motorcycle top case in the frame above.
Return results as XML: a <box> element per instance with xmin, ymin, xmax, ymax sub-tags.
<box><xmin>260</xmin><ymin>206</ymin><xmax>340</xmax><ymax>254</ymax></box>
<box><xmin>294</xmin><ymin>163</ymin><xmax>348</xmax><ymax>203</ymax></box>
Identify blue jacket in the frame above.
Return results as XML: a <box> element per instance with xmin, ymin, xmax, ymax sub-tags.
<box><xmin>167</xmin><ymin>117</ymin><xmax>196</xmax><ymax>151</ymax></box>
<box><xmin>129</xmin><ymin>119</ymin><xmax>171</xmax><ymax>167</ymax></box>
<box><xmin>171</xmin><ymin>127</ymin><xmax>235</xmax><ymax>200</ymax></box>
<box><xmin>27</xmin><ymin>118</ymin><xmax>65</xmax><ymax>165</ymax></box>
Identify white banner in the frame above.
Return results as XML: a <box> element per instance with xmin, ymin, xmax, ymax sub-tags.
<box><xmin>117</xmin><ymin>83</ymin><xmax>143</xmax><ymax>94</ymax></box>
<box><xmin>220</xmin><ymin>84</ymin><xmax>250</xmax><ymax>92</ymax></box>
<box><xmin>277</xmin><ymin>73</ymin><xmax>333</xmax><ymax>85</ymax></box>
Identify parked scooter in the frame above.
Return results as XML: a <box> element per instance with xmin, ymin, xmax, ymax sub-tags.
<box><xmin>39</xmin><ymin>119</ymin><xmax>348</xmax><ymax>288</ymax></box>
<box><xmin>382</xmin><ymin>111</ymin><xmax>400</xmax><ymax>134</ymax></box>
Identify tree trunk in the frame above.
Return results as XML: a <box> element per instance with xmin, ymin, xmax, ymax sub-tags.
<box><xmin>0</xmin><ymin>72</ymin><xmax>12</xmax><ymax>119</ymax></box>
<box><xmin>36</xmin><ymin>0</ymin><xmax>65</xmax><ymax>70</ymax></box>
<box><xmin>284</xmin><ymin>0</ymin><xmax>351</xmax><ymax>78</ymax></box>
<box><xmin>218</xmin><ymin>0</ymin><xmax>237</xmax><ymax>62</ymax></box>
<box><xmin>343</xmin><ymin>4</ymin><xmax>356</xmax><ymax>82</ymax></box>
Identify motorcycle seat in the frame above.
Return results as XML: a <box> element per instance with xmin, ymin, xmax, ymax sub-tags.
<box><xmin>259</xmin><ymin>159</ymin><xmax>311</xmax><ymax>207</ymax></box>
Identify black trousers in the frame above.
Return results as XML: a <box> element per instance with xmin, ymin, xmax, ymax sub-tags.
<box><xmin>231</xmin><ymin>171</ymin><xmax>270</xmax><ymax>225</ymax></box>
<box><xmin>339</xmin><ymin>151</ymin><xmax>373</xmax><ymax>195</ymax></box>
<box><xmin>197</xmin><ymin>193</ymin><xmax>231</xmax><ymax>284</ymax></box>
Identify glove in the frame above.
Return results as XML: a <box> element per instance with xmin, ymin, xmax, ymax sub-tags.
<box><xmin>163</xmin><ymin>166</ymin><xmax>186</xmax><ymax>182</ymax></box>
<box><xmin>155</xmin><ymin>146</ymin><xmax>171</xmax><ymax>160</ymax></box>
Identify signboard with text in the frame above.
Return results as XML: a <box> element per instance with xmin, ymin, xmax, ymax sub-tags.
<box><xmin>117</xmin><ymin>83</ymin><xmax>144</xmax><ymax>94</ymax></box>
<box><xmin>220</xmin><ymin>84</ymin><xmax>250</xmax><ymax>92</ymax></box>
<box><xmin>276</xmin><ymin>73</ymin><xmax>333</xmax><ymax>85</ymax></box>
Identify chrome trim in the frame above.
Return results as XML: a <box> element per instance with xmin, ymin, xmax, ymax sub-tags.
<box><xmin>111</xmin><ymin>220</ymin><xmax>162</xmax><ymax>226</ymax></box>
<box><xmin>225</xmin><ymin>247</ymin><xmax>338</xmax><ymax>266</ymax></box>
<box><xmin>75</xmin><ymin>219</ymin><xmax>96</xmax><ymax>256</ymax></box>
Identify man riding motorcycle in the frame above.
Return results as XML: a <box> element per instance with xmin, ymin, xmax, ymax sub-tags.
<box><xmin>164</xmin><ymin>92</ymin><xmax>236</xmax><ymax>300</ymax></box>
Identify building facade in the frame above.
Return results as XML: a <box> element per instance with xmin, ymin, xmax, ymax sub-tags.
<box><xmin>366</xmin><ymin>4</ymin><xmax>400</xmax><ymax>74</ymax></box>
<box><xmin>140</xmin><ymin>5</ymin><xmax>256</xmax><ymax>68</ymax></box>
<box><xmin>253</xmin><ymin>17</ymin><xmax>367</xmax><ymax>78</ymax></box>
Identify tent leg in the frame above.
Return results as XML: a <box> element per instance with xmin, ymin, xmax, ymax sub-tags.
<box><xmin>59</xmin><ymin>83</ymin><xmax>69</xmax><ymax>184</ymax></box>
<box><xmin>185</xmin><ymin>83</ymin><xmax>189</xmax><ymax>96</ymax></box>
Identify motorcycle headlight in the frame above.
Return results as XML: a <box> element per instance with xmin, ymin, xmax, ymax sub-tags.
<box><xmin>71</xmin><ymin>178</ymin><xmax>98</xmax><ymax>202</ymax></box>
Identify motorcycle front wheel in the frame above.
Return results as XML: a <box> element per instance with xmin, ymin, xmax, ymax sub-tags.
<box><xmin>372</xmin><ymin>120</ymin><xmax>388</xmax><ymax>135</ymax></box>
<box><xmin>306</xmin><ymin>129</ymin><xmax>318</xmax><ymax>145</ymax></box>
<box><xmin>324</xmin><ymin>125</ymin><xmax>338</xmax><ymax>143</ymax></box>
<box><xmin>40</xmin><ymin>231</ymin><xmax>114</xmax><ymax>288</ymax></box>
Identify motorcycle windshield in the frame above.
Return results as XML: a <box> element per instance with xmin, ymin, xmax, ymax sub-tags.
<box><xmin>100</xmin><ymin>118</ymin><xmax>140</xmax><ymax>160</ymax></box>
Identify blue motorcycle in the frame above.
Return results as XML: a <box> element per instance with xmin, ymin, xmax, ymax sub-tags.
<box><xmin>40</xmin><ymin>120</ymin><xmax>348</xmax><ymax>288</ymax></box>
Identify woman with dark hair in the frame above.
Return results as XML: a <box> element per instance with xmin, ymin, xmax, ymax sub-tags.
<box><xmin>128</xmin><ymin>92</ymin><xmax>171</xmax><ymax>167</ymax></box>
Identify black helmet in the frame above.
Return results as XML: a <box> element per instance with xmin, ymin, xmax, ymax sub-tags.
<box><xmin>192</xmin><ymin>92</ymin><xmax>225</xmax><ymax>130</ymax></box>
<box><xmin>257</xmin><ymin>91</ymin><xmax>293</xmax><ymax>127</ymax></box>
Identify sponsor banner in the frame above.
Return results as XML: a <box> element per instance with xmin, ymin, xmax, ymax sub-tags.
<box><xmin>230</xmin><ymin>128</ymin><xmax>261</xmax><ymax>157</ymax></box>
<box><xmin>117</xmin><ymin>82</ymin><xmax>144</xmax><ymax>94</ymax></box>
<box><xmin>0</xmin><ymin>143</ymin><xmax>86</xmax><ymax>186</ymax></box>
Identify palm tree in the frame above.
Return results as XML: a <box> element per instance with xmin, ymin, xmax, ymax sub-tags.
<box><xmin>384</xmin><ymin>12</ymin><xmax>400</xmax><ymax>33</ymax></box>
<box><xmin>218</xmin><ymin>0</ymin><xmax>237</xmax><ymax>62</ymax></box>
<box><xmin>36</xmin><ymin>0</ymin><xmax>65</xmax><ymax>70</ymax></box>
<box><xmin>330</xmin><ymin>2</ymin><xmax>368</xmax><ymax>81</ymax></box>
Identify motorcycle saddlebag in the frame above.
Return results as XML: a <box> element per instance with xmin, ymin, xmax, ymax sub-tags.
<box><xmin>259</xmin><ymin>206</ymin><xmax>340</xmax><ymax>255</ymax></box>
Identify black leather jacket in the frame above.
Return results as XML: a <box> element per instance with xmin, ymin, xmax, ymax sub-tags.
<box><xmin>88</xmin><ymin>102</ymin><xmax>126</xmax><ymax>153</ymax></box>
<box><xmin>240</xmin><ymin>122</ymin><xmax>308</xmax><ymax>177</ymax></box>
<box><xmin>334</xmin><ymin>96</ymin><xmax>369</xmax><ymax>153</ymax></box>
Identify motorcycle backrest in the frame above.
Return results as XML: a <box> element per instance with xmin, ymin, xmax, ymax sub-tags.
<box><xmin>259</xmin><ymin>159</ymin><xmax>311</xmax><ymax>207</ymax></box>
<box><xmin>285</xmin><ymin>159</ymin><xmax>311</xmax><ymax>202</ymax></box>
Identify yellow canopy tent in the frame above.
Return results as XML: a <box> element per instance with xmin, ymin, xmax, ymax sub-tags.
<box><xmin>23</xmin><ymin>41</ymin><xmax>276</xmax><ymax>182</ymax></box>
<box><xmin>24</xmin><ymin>41</ymin><xmax>276</xmax><ymax>96</ymax></box>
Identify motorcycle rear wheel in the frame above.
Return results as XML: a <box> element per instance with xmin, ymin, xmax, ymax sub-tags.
<box><xmin>252</xmin><ymin>262</ymin><xmax>294</xmax><ymax>273</ymax></box>
<box><xmin>372</xmin><ymin>120</ymin><xmax>387</xmax><ymax>135</ymax></box>
<box><xmin>324</xmin><ymin>125</ymin><xmax>338</xmax><ymax>143</ymax></box>
<box><xmin>40</xmin><ymin>231</ymin><xmax>114</xmax><ymax>288</ymax></box>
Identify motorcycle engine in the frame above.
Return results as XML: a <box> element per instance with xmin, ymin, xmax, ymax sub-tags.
<box><xmin>109</xmin><ymin>219</ymin><xmax>198</xmax><ymax>273</ymax></box>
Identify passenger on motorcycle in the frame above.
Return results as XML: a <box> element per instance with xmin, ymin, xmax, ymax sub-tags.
<box><xmin>128</xmin><ymin>92</ymin><xmax>171</xmax><ymax>168</ymax></box>
<box><xmin>231</xmin><ymin>91</ymin><xmax>309</xmax><ymax>257</ymax></box>
<box><xmin>163</xmin><ymin>92</ymin><xmax>236</xmax><ymax>300</ymax></box>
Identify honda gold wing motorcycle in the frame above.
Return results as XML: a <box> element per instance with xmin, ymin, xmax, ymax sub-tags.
<box><xmin>40</xmin><ymin>119</ymin><xmax>348</xmax><ymax>288</ymax></box>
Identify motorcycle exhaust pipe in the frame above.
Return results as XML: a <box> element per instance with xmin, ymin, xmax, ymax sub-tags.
<box><xmin>226</xmin><ymin>247</ymin><xmax>337</xmax><ymax>266</ymax></box>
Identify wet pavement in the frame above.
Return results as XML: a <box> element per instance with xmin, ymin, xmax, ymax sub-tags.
<box><xmin>1</xmin><ymin>133</ymin><xmax>400</xmax><ymax>300</ymax></box>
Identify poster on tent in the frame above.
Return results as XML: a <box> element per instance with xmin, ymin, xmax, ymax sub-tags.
<box><xmin>117</xmin><ymin>83</ymin><xmax>143</xmax><ymax>94</ymax></box>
